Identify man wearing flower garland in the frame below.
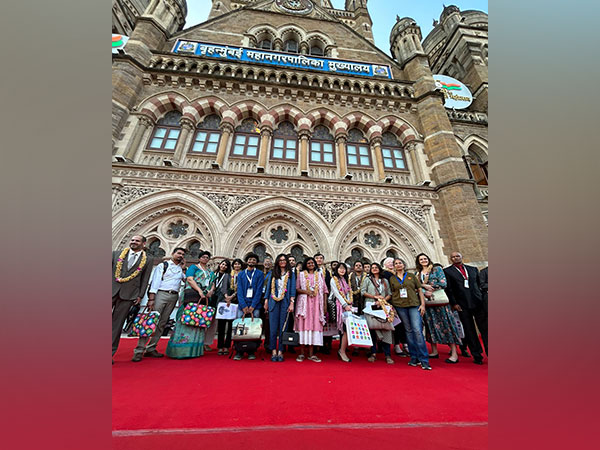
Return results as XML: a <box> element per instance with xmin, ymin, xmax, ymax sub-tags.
<box><xmin>112</xmin><ymin>235</ymin><xmax>154</xmax><ymax>362</ymax></box>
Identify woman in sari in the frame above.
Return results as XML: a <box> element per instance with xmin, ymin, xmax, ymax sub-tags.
<box><xmin>166</xmin><ymin>251</ymin><xmax>215</xmax><ymax>359</ymax></box>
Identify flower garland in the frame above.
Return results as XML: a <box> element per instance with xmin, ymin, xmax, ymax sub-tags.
<box><xmin>271</xmin><ymin>271</ymin><xmax>290</xmax><ymax>301</ymax></box>
<box><xmin>351</xmin><ymin>273</ymin><xmax>365</xmax><ymax>295</ymax></box>
<box><xmin>114</xmin><ymin>248</ymin><xmax>147</xmax><ymax>283</ymax></box>
<box><xmin>303</xmin><ymin>271</ymin><xmax>319</xmax><ymax>297</ymax></box>
<box><xmin>230</xmin><ymin>270</ymin><xmax>239</xmax><ymax>291</ymax></box>
<box><xmin>333</xmin><ymin>276</ymin><xmax>352</xmax><ymax>304</ymax></box>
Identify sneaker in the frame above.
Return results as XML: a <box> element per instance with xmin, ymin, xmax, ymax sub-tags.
<box><xmin>277</xmin><ymin>355</ymin><xmax>284</xmax><ymax>362</ymax></box>
<box><xmin>408</xmin><ymin>360</ymin><xmax>418</xmax><ymax>367</ymax></box>
<box><xmin>271</xmin><ymin>355</ymin><xmax>278</xmax><ymax>362</ymax></box>
<box><xmin>308</xmin><ymin>355</ymin><xmax>322</xmax><ymax>363</ymax></box>
<box><xmin>233</xmin><ymin>353</ymin><xmax>242</xmax><ymax>361</ymax></box>
<box><xmin>131</xmin><ymin>354</ymin><xmax>143</xmax><ymax>362</ymax></box>
<box><xmin>421</xmin><ymin>364</ymin><xmax>433</xmax><ymax>371</ymax></box>
<box><xmin>296</xmin><ymin>355</ymin><xmax>305</xmax><ymax>362</ymax></box>
<box><xmin>143</xmin><ymin>350</ymin><xmax>164</xmax><ymax>358</ymax></box>
<box><xmin>248</xmin><ymin>353</ymin><xmax>257</xmax><ymax>360</ymax></box>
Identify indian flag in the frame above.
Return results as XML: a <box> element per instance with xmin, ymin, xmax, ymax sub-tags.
<box><xmin>440</xmin><ymin>81</ymin><xmax>461</xmax><ymax>91</ymax></box>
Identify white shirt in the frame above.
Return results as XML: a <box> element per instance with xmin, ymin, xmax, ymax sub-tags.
<box><xmin>148</xmin><ymin>260</ymin><xmax>185</xmax><ymax>294</ymax></box>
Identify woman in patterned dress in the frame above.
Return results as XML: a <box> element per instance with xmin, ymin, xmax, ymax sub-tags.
<box><xmin>415</xmin><ymin>253</ymin><xmax>461</xmax><ymax>364</ymax></box>
<box><xmin>294</xmin><ymin>257</ymin><xmax>326</xmax><ymax>362</ymax></box>
<box><xmin>166</xmin><ymin>251</ymin><xmax>215</xmax><ymax>359</ymax></box>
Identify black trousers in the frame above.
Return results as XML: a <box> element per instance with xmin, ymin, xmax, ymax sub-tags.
<box><xmin>260</xmin><ymin>307</ymin><xmax>270</xmax><ymax>351</ymax></box>
<box><xmin>217</xmin><ymin>319</ymin><xmax>233</xmax><ymax>349</ymax></box>
<box><xmin>394</xmin><ymin>321</ymin><xmax>407</xmax><ymax>345</ymax></box>
<box><xmin>458</xmin><ymin>302</ymin><xmax>488</xmax><ymax>359</ymax></box>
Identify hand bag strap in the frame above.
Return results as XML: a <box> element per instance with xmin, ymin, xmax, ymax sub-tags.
<box><xmin>282</xmin><ymin>311</ymin><xmax>293</xmax><ymax>330</ymax></box>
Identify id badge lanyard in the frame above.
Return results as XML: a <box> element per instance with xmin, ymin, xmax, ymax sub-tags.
<box><xmin>395</xmin><ymin>273</ymin><xmax>408</xmax><ymax>298</ymax></box>
<box><xmin>245</xmin><ymin>269</ymin><xmax>255</xmax><ymax>298</ymax></box>
<box><xmin>455</xmin><ymin>266</ymin><xmax>469</xmax><ymax>289</ymax></box>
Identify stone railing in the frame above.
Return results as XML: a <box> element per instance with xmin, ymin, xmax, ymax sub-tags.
<box><xmin>146</xmin><ymin>53</ymin><xmax>414</xmax><ymax>98</ymax></box>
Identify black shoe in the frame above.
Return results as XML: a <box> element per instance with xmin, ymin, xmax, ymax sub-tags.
<box><xmin>144</xmin><ymin>350</ymin><xmax>164</xmax><ymax>358</ymax></box>
<box><xmin>428</xmin><ymin>354</ymin><xmax>439</xmax><ymax>359</ymax></box>
<box><xmin>421</xmin><ymin>364</ymin><xmax>433</xmax><ymax>371</ymax></box>
<box><xmin>408</xmin><ymin>360</ymin><xmax>419</xmax><ymax>367</ymax></box>
<box><xmin>131</xmin><ymin>354</ymin><xmax>143</xmax><ymax>362</ymax></box>
<box><xmin>461</xmin><ymin>350</ymin><xmax>471</xmax><ymax>358</ymax></box>
<box><xmin>473</xmin><ymin>358</ymin><xmax>483</xmax><ymax>365</ymax></box>
<box><xmin>445</xmin><ymin>358</ymin><xmax>459</xmax><ymax>364</ymax></box>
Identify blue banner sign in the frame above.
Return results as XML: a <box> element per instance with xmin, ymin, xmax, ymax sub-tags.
<box><xmin>172</xmin><ymin>40</ymin><xmax>392</xmax><ymax>79</ymax></box>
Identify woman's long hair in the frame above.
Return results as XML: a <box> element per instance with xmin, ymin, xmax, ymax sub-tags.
<box><xmin>414</xmin><ymin>253</ymin><xmax>435</xmax><ymax>274</ymax></box>
<box><xmin>273</xmin><ymin>253</ymin><xmax>290</xmax><ymax>279</ymax></box>
<box><xmin>333</xmin><ymin>262</ymin><xmax>349</xmax><ymax>282</ymax></box>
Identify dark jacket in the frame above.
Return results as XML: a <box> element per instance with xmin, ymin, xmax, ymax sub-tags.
<box><xmin>112</xmin><ymin>249</ymin><xmax>153</xmax><ymax>300</ymax></box>
<box><xmin>479</xmin><ymin>267</ymin><xmax>488</xmax><ymax>303</ymax></box>
<box><xmin>443</xmin><ymin>264</ymin><xmax>483</xmax><ymax>310</ymax></box>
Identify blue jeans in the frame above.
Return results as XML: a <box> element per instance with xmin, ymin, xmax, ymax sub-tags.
<box><xmin>268</xmin><ymin>298</ymin><xmax>290</xmax><ymax>352</ymax></box>
<box><xmin>394</xmin><ymin>306</ymin><xmax>429</xmax><ymax>365</ymax></box>
<box><xmin>370</xmin><ymin>340</ymin><xmax>391</xmax><ymax>357</ymax></box>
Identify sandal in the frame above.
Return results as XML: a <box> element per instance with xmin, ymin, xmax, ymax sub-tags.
<box><xmin>308</xmin><ymin>355</ymin><xmax>322</xmax><ymax>363</ymax></box>
<box><xmin>296</xmin><ymin>355</ymin><xmax>305</xmax><ymax>362</ymax></box>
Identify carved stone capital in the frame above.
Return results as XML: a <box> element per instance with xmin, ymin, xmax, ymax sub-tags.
<box><xmin>260</xmin><ymin>126</ymin><xmax>273</xmax><ymax>137</ymax></box>
<box><xmin>298</xmin><ymin>129</ymin><xmax>311</xmax><ymax>139</ymax></box>
<box><xmin>335</xmin><ymin>134</ymin><xmax>347</xmax><ymax>144</ymax></box>
<box><xmin>404</xmin><ymin>141</ymin><xmax>417</xmax><ymax>152</ymax></box>
<box><xmin>370</xmin><ymin>136</ymin><xmax>382</xmax><ymax>146</ymax></box>
<box><xmin>137</xmin><ymin>115</ymin><xmax>155</xmax><ymax>128</ymax></box>
<box><xmin>180</xmin><ymin>117</ymin><xmax>195</xmax><ymax>130</ymax></box>
<box><xmin>219</xmin><ymin>122</ymin><xmax>235</xmax><ymax>134</ymax></box>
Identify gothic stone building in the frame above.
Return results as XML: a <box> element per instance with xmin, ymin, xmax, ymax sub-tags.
<box><xmin>112</xmin><ymin>0</ymin><xmax>488</xmax><ymax>268</ymax></box>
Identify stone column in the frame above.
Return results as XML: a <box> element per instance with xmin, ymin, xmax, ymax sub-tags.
<box><xmin>214</xmin><ymin>123</ymin><xmax>234</xmax><ymax>169</ymax></box>
<box><xmin>299</xmin><ymin>130</ymin><xmax>310</xmax><ymax>176</ymax></box>
<box><xmin>405</xmin><ymin>141</ymin><xmax>425</xmax><ymax>184</ymax></box>
<box><xmin>300</xmin><ymin>42</ymin><xmax>309</xmax><ymax>55</ymax></box>
<box><xmin>274</xmin><ymin>39</ymin><xmax>283</xmax><ymax>51</ymax></box>
<box><xmin>257</xmin><ymin>127</ymin><xmax>272</xmax><ymax>172</ymax></box>
<box><xmin>371</xmin><ymin>137</ymin><xmax>386</xmax><ymax>182</ymax></box>
<box><xmin>125</xmin><ymin>116</ymin><xmax>154</xmax><ymax>162</ymax></box>
<box><xmin>336</xmin><ymin>135</ymin><xmax>348</xmax><ymax>178</ymax></box>
<box><xmin>173</xmin><ymin>118</ymin><xmax>195</xmax><ymax>164</ymax></box>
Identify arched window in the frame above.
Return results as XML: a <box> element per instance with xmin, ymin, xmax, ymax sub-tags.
<box><xmin>191</xmin><ymin>114</ymin><xmax>221</xmax><ymax>154</ymax></box>
<box><xmin>309</xmin><ymin>44</ymin><xmax>324</xmax><ymax>56</ymax></box>
<box><xmin>345</xmin><ymin>248</ymin><xmax>370</xmax><ymax>267</ymax></box>
<box><xmin>346</xmin><ymin>128</ymin><xmax>372</xmax><ymax>168</ymax></box>
<box><xmin>310</xmin><ymin>125</ymin><xmax>335</xmax><ymax>165</ymax></box>
<box><xmin>231</xmin><ymin>118</ymin><xmax>261</xmax><ymax>158</ymax></box>
<box><xmin>386</xmin><ymin>249</ymin><xmax>398</xmax><ymax>259</ymax></box>
<box><xmin>290</xmin><ymin>245</ymin><xmax>306</xmax><ymax>264</ymax></box>
<box><xmin>250</xmin><ymin>243</ymin><xmax>270</xmax><ymax>263</ymax></box>
<box><xmin>185</xmin><ymin>241</ymin><xmax>202</xmax><ymax>260</ymax></box>
<box><xmin>271</xmin><ymin>121</ymin><xmax>298</xmax><ymax>162</ymax></box>
<box><xmin>468</xmin><ymin>146</ymin><xmax>488</xmax><ymax>185</ymax></box>
<box><xmin>146</xmin><ymin>239</ymin><xmax>166</xmax><ymax>258</ymax></box>
<box><xmin>147</xmin><ymin>111</ymin><xmax>182</xmax><ymax>151</ymax></box>
<box><xmin>259</xmin><ymin>38</ymin><xmax>272</xmax><ymax>50</ymax></box>
<box><xmin>284</xmin><ymin>39</ymin><xmax>299</xmax><ymax>54</ymax></box>
<box><xmin>381</xmin><ymin>132</ymin><xmax>407</xmax><ymax>171</ymax></box>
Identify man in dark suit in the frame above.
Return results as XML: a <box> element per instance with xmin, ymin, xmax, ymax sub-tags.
<box><xmin>480</xmin><ymin>266</ymin><xmax>488</xmax><ymax>316</ymax></box>
<box><xmin>112</xmin><ymin>235</ymin><xmax>153</xmax><ymax>361</ymax></box>
<box><xmin>444</xmin><ymin>252</ymin><xmax>488</xmax><ymax>365</ymax></box>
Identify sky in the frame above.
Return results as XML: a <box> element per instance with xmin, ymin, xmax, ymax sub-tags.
<box><xmin>185</xmin><ymin>0</ymin><xmax>488</xmax><ymax>56</ymax></box>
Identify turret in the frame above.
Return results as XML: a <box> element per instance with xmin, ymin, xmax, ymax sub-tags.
<box><xmin>345</xmin><ymin>0</ymin><xmax>374</xmax><ymax>43</ymax></box>
<box><xmin>208</xmin><ymin>0</ymin><xmax>233</xmax><ymax>20</ymax></box>
<box><xmin>389</xmin><ymin>17</ymin><xmax>424</xmax><ymax>66</ymax></box>
<box><xmin>440</xmin><ymin>4</ymin><xmax>461</xmax><ymax>35</ymax></box>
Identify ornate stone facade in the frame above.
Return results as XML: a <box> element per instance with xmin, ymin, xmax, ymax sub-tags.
<box><xmin>112</xmin><ymin>1</ymin><xmax>488</xmax><ymax>268</ymax></box>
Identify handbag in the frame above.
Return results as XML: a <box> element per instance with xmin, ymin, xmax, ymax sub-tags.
<box><xmin>452</xmin><ymin>310</ymin><xmax>465</xmax><ymax>339</ymax></box>
<box><xmin>281</xmin><ymin>312</ymin><xmax>299</xmax><ymax>347</ymax></box>
<box><xmin>345</xmin><ymin>314</ymin><xmax>373</xmax><ymax>347</ymax></box>
<box><xmin>326</xmin><ymin>292</ymin><xmax>337</xmax><ymax>323</ymax></box>
<box><xmin>231</xmin><ymin>314</ymin><xmax>263</xmax><ymax>340</ymax></box>
<box><xmin>363</xmin><ymin>303</ymin><xmax>395</xmax><ymax>331</ymax></box>
<box><xmin>425</xmin><ymin>288</ymin><xmax>450</xmax><ymax>306</ymax></box>
<box><xmin>180</xmin><ymin>298</ymin><xmax>215</xmax><ymax>328</ymax></box>
<box><xmin>128</xmin><ymin>307</ymin><xmax>161</xmax><ymax>337</ymax></box>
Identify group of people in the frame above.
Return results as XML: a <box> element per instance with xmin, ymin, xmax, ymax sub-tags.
<box><xmin>112</xmin><ymin>235</ymin><xmax>488</xmax><ymax>370</ymax></box>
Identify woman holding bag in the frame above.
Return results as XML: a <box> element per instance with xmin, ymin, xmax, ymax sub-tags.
<box><xmin>166</xmin><ymin>251</ymin><xmax>216</xmax><ymax>359</ymax></box>
<box><xmin>415</xmin><ymin>253</ymin><xmax>461</xmax><ymax>364</ymax></box>
<box><xmin>294</xmin><ymin>257</ymin><xmax>326</xmax><ymax>363</ymax></box>
<box><xmin>361</xmin><ymin>263</ymin><xmax>395</xmax><ymax>364</ymax></box>
<box><xmin>264</xmin><ymin>254</ymin><xmax>296</xmax><ymax>362</ymax></box>
<box><xmin>330</xmin><ymin>263</ymin><xmax>354</xmax><ymax>363</ymax></box>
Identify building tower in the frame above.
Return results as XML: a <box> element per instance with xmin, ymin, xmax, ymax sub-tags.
<box><xmin>112</xmin><ymin>0</ymin><xmax>188</xmax><ymax>149</ymax></box>
<box><xmin>208</xmin><ymin>0</ymin><xmax>233</xmax><ymax>20</ymax></box>
<box><xmin>389</xmin><ymin>16</ymin><xmax>488</xmax><ymax>264</ymax></box>
<box><xmin>345</xmin><ymin>0</ymin><xmax>374</xmax><ymax>43</ymax></box>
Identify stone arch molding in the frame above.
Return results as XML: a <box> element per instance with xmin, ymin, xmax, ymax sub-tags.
<box><xmin>332</xmin><ymin>204</ymin><xmax>437</xmax><ymax>264</ymax></box>
<box><xmin>459</xmin><ymin>134</ymin><xmax>489</xmax><ymax>160</ymax></box>
<box><xmin>225</xmin><ymin>196</ymin><xmax>331</xmax><ymax>259</ymax></box>
<box><xmin>112</xmin><ymin>190</ymin><xmax>222</xmax><ymax>254</ymax></box>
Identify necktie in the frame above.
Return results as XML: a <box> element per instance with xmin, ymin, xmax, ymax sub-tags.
<box><xmin>129</xmin><ymin>252</ymin><xmax>137</xmax><ymax>270</ymax></box>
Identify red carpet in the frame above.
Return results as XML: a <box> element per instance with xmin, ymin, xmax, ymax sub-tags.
<box><xmin>113</xmin><ymin>337</ymin><xmax>487</xmax><ymax>449</ymax></box>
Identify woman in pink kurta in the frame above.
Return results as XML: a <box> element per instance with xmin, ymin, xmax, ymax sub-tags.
<box><xmin>294</xmin><ymin>257</ymin><xmax>326</xmax><ymax>362</ymax></box>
